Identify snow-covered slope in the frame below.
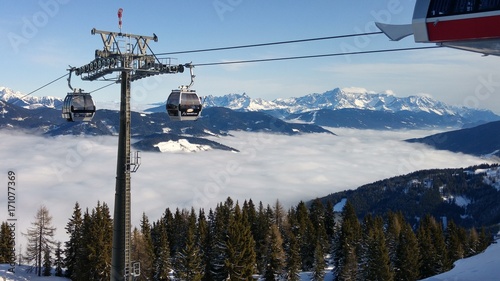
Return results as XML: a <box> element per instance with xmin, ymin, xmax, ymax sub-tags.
<box><xmin>419</xmin><ymin>239</ymin><xmax>500</xmax><ymax>281</ymax></box>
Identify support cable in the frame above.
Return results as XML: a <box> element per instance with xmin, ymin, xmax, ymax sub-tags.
<box><xmin>156</xmin><ymin>31</ymin><xmax>384</xmax><ymax>55</ymax></box>
<box><xmin>16</xmin><ymin>73</ymin><xmax>69</xmax><ymax>101</ymax></box>
<box><xmin>189</xmin><ymin>46</ymin><xmax>442</xmax><ymax>67</ymax></box>
<box><xmin>11</xmin><ymin>39</ymin><xmax>442</xmax><ymax>98</ymax></box>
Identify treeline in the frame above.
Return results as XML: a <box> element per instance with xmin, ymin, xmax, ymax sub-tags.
<box><xmin>1</xmin><ymin>197</ymin><xmax>493</xmax><ymax>280</ymax></box>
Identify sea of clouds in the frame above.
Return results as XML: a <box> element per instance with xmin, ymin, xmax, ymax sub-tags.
<box><xmin>0</xmin><ymin>128</ymin><xmax>495</xmax><ymax>245</ymax></box>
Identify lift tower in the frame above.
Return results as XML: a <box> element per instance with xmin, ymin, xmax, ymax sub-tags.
<box><xmin>73</xmin><ymin>23</ymin><xmax>184</xmax><ymax>280</ymax></box>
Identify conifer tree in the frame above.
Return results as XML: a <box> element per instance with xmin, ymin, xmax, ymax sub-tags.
<box><xmin>467</xmin><ymin>228</ymin><xmax>480</xmax><ymax>257</ymax></box>
<box><xmin>295</xmin><ymin>201</ymin><xmax>315</xmax><ymax>271</ymax></box>
<box><xmin>64</xmin><ymin>202</ymin><xmax>83</xmax><ymax>279</ymax></box>
<box><xmin>197</xmin><ymin>209</ymin><xmax>211</xmax><ymax>281</ymax></box>
<box><xmin>285</xmin><ymin>229</ymin><xmax>301</xmax><ymax>281</ymax></box>
<box><xmin>333</xmin><ymin>201</ymin><xmax>361</xmax><ymax>281</ymax></box>
<box><xmin>361</xmin><ymin>215</ymin><xmax>393</xmax><ymax>281</ymax></box>
<box><xmin>75</xmin><ymin>209</ymin><xmax>92</xmax><ymax>280</ymax></box>
<box><xmin>42</xmin><ymin>247</ymin><xmax>52</xmax><ymax>276</ymax></box>
<box><xmin>386</xmin><ymin>211</ymin><xmax>403</xmax><ymax>271</ymax></box>
<box><xmin>138</xmin><ymin>212</ymin><xmax>155</xmax><ymax>280</ymax></box>
<box><xmin>309</xmin><ymin>198</ymin><xmax>329</xmax><ymax>260</ymax></box>
<box><xmin>174</xmin><ymin>208</ymin><xmax>203</xmax><ymax>281</ymax></box>
<box><xmin>54</xmin><ymin>242</ymin><xmax>64</xmax><ymax>277</ymax></box>
<box><xmin>255</xmin><ymin>201</ymin><xmax>271</xmax><ymax>274</ymax></box>
<box><xmin>0</xmin><ymin>221</ymin><xmax>14</xmax><ymax>264</ymax></box>
<box><xmin>417</xmin><ymin>215</ymin><xmax>447</xmax><ymax>278</ymax></box>
<box><xmin>210</xmin><ymin>200</ymin><xmax>233</xmax><ymax>280</ymax></box>
<box><xmin>324</xmin><ymin>201</ymin><xmax>336</xmax><ymax>254</ymax></box>
<box><xmin>23</xmin><ymin>205</ymin><xmax>56</xmax><ymax>276</ymax></box>
<box><xmin>478</xmin><ymin>227</ymin><xmax>491</xmax><ymax>253</ymax></box>
<box><xmin>202</xmin><ymin>209</ymin><xmax>217</xmax><ymax>281</ymax></box>
<box><xmin>225</xmin><ymin>203</ymin><xmax>256</xmax><ymax>280</ymax></box>
<box><xmin>394</xmin><ymin>221</ymin><xmax>420</xmax><ymax>281</ymax></box>
<box><xmin>273</xmin><ymin>199</ymin><xmax>286</xmax><ymax>231</ymax></box>
<box><xmin>82</xmin><ymin>202</ymin><xmax>113</xmax><ymax>280</ymax></box>
<box><xmin>263</xmin><ymin>223</ymin><xmax>286</xmax><ymax>280</ymax></box>
<box><xmin>151</xmin><ymin>219</ymin><xmax>171</xmax><ymax>280</ymax></box>
<box><xmin>311</xmin><ymin>241</ymin><xmax>325</xmax><ymax>281</ymax></box>
<box><xmin>445</xmin><ymin>220</ymin><xmax>465</xmax><ymax>267</ymax></box>
<box><xmin>163</xmin><ymin>207</ymin><xmax>175</xmax><ymax>256</ymax></box>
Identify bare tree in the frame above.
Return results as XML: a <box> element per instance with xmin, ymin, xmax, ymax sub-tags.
<box><xmin>23</xmin><ymin>205</ymin><xmax>56</xmax><ymax>276</ymax></box>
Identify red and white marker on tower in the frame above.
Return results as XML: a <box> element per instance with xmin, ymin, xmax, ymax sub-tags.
<box><xmin>118</xmin><ymin>8</ymin><xmax>123</xmax><ymax>33</ymax></box>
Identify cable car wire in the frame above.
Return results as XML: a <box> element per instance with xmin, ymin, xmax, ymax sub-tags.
<box><xmin>189</xmin><ymin>46</ymin><xmax>442</xmax><ymax>67</ymax></box>
<box><xmin>13</xmin><ymin>32</ymin><xmax>442</xmax><ymax>99</ymax></box>
<box><xmin>89</xmin><ymin>82</ymin><xmax>116</xmax><ymax>94</ymax></box>
<box><xmin>156</xmin><ymin>31</ymin><xmax>384</xmax><ymax>55</ymax></box>
<box><xmin>16</xmin><ymin>73</ymin><xmax>69</xmax><ymax>101</ymax></box>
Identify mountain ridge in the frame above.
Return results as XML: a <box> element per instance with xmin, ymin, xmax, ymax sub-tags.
<box><xmin>2</xmin><ymin>85</ymin><xmax>499</xmax><ymax>130</ymax></box>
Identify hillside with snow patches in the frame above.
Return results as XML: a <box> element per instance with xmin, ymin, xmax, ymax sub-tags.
<box><xmin>321</xmin><ymin>164</ymin><xmax>500</xmax><ymax>229</ymax></box>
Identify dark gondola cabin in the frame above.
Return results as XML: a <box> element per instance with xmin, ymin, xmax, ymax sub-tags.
<box><xmin>62</xmin><ymin>91</ymin><xmax>96</xmax><ymax>122</ymax></box>
<box><xmin>166</xmin><ymin>89</ymin><xmax>202</xmax><ymax>121</ymax></box>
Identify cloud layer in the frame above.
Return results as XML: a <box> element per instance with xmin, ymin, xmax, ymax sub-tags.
<box><xmin>0</xmin><ymin>128</ymin><xmax>495</xmax><ymax>245</ymax></box>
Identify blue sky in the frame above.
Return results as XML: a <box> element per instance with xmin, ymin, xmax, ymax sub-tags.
<box><xmin>1</xmin><ymin>0</ymin><xmax>500</xmax><ymax>113</ymax></box>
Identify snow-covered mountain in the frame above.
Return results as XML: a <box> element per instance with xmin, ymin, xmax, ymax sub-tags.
<box><xmin>2</xmin><ymin>85</ymin><xmax>499</xmax><ymax>129</ymax></box>
<box><xmin>203</xmin><ymin>87</ymin><xmax>493</xmax><ymax>118</ymax></box>
<box><xmin>0</xmin><ymin>87</ymin><xmax>63</xmax><ymax>109</ymax></box>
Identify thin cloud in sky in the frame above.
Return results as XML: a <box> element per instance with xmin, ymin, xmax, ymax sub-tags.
<box><xmin>0</xmin><ymin>129</ymin><xmax>494</xmax><ymax>245</ymax></box>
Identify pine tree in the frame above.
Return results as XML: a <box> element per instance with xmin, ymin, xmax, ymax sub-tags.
<box><xmin>478</xmin><ymin>227</ymin><xmax>491</xmax><ymax>253</ymax></box>
<box><xmin>263</xmin><ymin>223</ymin><xmax>286</xmax><ymax>280</ymax></box>
<box><xmin>64</xmin><ymin>202</ymin><xmax>83</xmax><ymax>279</ymax></box>
<box><xmin>23</xmin><ymin>205</ymin><xmax>56</xmax><ymax>276</ymax></box>
<box><xmin>295</xmin><ymin>201</ymin><xmax>315</xmax><ymax>271</ymax></box>
<box><xmin>225</xmin><ymin>203</ymin><xmax>256</xmax><ymax>280</ymax></box>
<box><xmin>54</xmin><ymin>242</ymin><xmax>64</xmax><ymax>277</ymax></box>
<box><xmin>139</xmin><ymin>212</ymin><xmax>155</xmax><ymax>280</ymax></box>
<box><xmin>273</xmin><ymin>199</ymin><xmax>286</xmax><ymax>231</ymax></box>
<box><xmin>394</xmin><ymin>221</ymin><xmax>420</xmax><ymax>281</ymax></box>
<box><xmin>254</xmin><ymin>201</ymin><xmax>271</xmax><ymax>274</ymax></box>
<box><xmin>0</xmin><ymin>222</ymin><xmax>14</xmax><ymax>264</ymax></box>
<box><xmin>311</xmin><ymin>241</ymin><xmax>325</xmax><ymax>281</ymax></box>
<box><xmin>417</xmin><ymin>215</ymin><xmax>447</xmax><ymax>278</ymax></box>
<box><xmin>309</xmin><ymin>198</ymin><xmax>328</xmax><ymax>253</ymax></box>
<box><xmin>467</xmin><ymin>227</ymin><xmax>480</xmax><ymax>257</ymax></box>
<box><xmin>75</xmin><ymin>209</ymin><xmax>92</xmax><ymax>280</ymax></box>
<box><xmin>174</xmin><ymin>208</ymin><xmax>203</xmax><ymax>281</ymax></box>
<box><xmin>77</xmin><ymin>202</ymin><xmax>113</xmax><ymax>280</ymax></box>
<box><xmin>386</xmin><ymin>211</ymin><xmax>403</xmax><ymax>271</ymax></box>
<box><xmin>324</xmin><ymin>201</ymin><xmax>336</xmax><ymax>255</ymax></box>
<box><xmin>151</xmin><ymin>219</ymin><xmax>171</xmax><ymax>280</ymax></box>
<box><xmin>42</xmin><ymin>247</ymin><xmax>52</xmax><ymax>276</ymax></box>
<box><xmin>361</xmin><ymin>215</ymin><xmax>393</xmax><ymax>281</ymax></box>
<box><xmin>445</xmin><ymin>220</ymin><xmax>465</xmax><ymax>267</ymax></box>
<box><xmin>285</xmin><ymin>228</ymin><xmax>301</xmax><ymax>281</ymax></box>
<box><xmin>197</xmin><ymin>209</ymin><xmax>211</xmax><ymax>281</ymax></box>
<box><xmin>333</xmin><ymin>201</ymin><xmax>361</xmax><ymax>281</ymax></box>
<box><xmin>210</xmin><ymin>199</ymin><xmax>233</xmax><ymax>280</ymax></box>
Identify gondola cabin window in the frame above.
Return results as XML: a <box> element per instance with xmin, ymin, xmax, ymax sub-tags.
<box><xmin>428</xmin><ymin>0</ymin><xmax>500</xmax><ymax>16</ymax></box>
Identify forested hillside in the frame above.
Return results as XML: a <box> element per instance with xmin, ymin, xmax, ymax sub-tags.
<box><xmin>320</xmin><ymin>163</ymin><xmax>500</xmax><ymax>229</ymax></box>
<box><xmin>2</xmin><ymin>197</ymin><xmax>493</xmax><ymax>280</ymax></box>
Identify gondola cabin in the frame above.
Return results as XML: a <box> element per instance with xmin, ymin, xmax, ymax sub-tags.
<box><xmin>62</xmin><ymin>91</ymin><xmax>96</xmax><ymax>122</ymax></box>
<box><xmin>166</xmin><ymin>89</ymin><xmax>202</xmax><ymax>121</ymax></box>
<box><xmin>377</xmin><ymin>0</ymin><xmax>500</xmax><ymax>56</ymax></box>
<box><xmin>413</xmin><ymin>0</ymin><xmax>500</xmax><ymax>54</ymax></box>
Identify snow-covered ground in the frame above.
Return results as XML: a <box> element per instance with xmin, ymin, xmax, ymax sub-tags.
<box><xmin>419</xmin><ymin>240</ymin><xmax>500</xmax><ymax>281</ymax></box>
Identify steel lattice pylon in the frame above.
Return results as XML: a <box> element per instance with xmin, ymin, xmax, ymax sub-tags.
<box><xmin>72</xmin><ymin>27</ymin><xmax>184</xmax><ymax>280</ymax></box>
